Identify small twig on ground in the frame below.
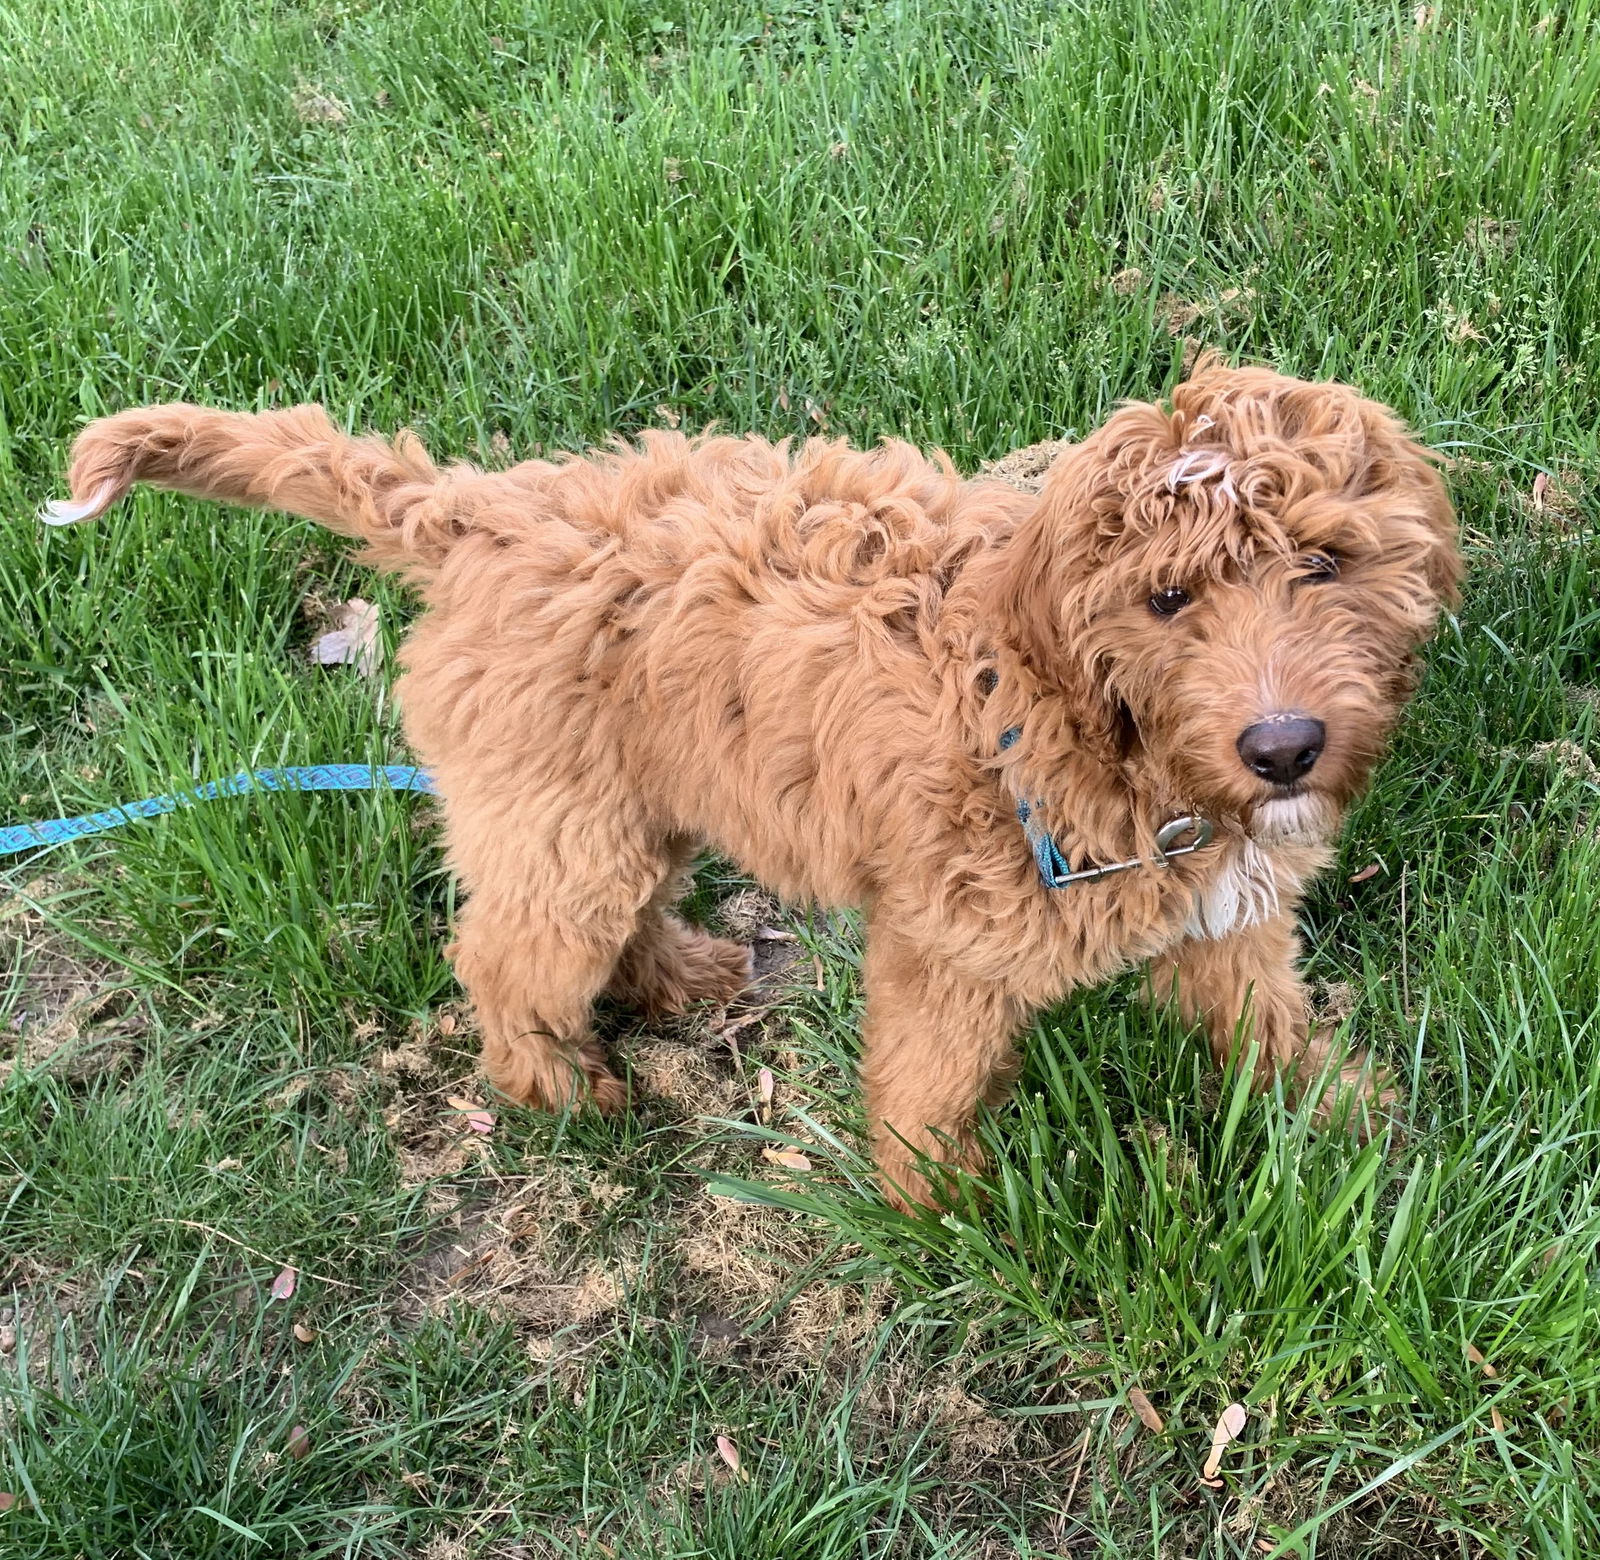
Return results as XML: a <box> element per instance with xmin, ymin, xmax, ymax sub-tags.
<box><xmin>717</xmin><ymin>1002</ymin><xmax>781</xmax><ymax>1047</ymax></box>
<box><xmin>1061</xmin><ymin>1425</ymin><xmax>1094</xmax><ymax>1516</ymax></box>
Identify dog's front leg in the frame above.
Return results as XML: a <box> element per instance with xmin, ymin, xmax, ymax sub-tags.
<box><xmin>1148</xmin><ymin>913</ymin><xmax>1393</xmax><ymax>1130</ymax></box>
<box><xmin>859</xmin><ymin>923</ymin><xmax>1024</xmax><ymax>1210</ymax></box>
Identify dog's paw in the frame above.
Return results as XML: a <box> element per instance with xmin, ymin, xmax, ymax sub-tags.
<box><xmin>626</xmin><ymin>933</ymin><xmax>754</xmax><ymax>1016</ymax></box>
<box><xmin>1304</xmin><ymin>1050</ymin><xmax>1404</xmax><ymax>1145</ymax></box>
<box><xmin>487</xmin><ymin>1040</ymin><xmax>631</xmax><ymax>1116</ymax></box>
<box><xmin>583</xmin><ymin>1062</ymin><xmax>631</xmax><ymax>1114</ymax></box>
<box><xmin>874</xmin><ymin>1129</ymin><xmax>988</xmax><ymax>1215</ymax></box>
<box><xmin>686</xmin><ymin>935</ymin><xmax>757</xmax><ymax>1007</ymax></box>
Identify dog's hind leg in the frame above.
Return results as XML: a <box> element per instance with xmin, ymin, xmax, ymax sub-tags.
<box><xmin>1147</xmin><ymin>914</ymin><xmax>1395</xmax><ymax>1131</ymax></box>
<box><xmin>444</xmin><ymin>802</ymin><xmax>680</xmax><ymax>1115</ymax></box>
<box><xmin>859</xmin><ymin>924</ymin><xmax>1024</xmax><ymax>1210</ymax></box>
<box><xmin>607</xmin><ymin>838</ymin><xmax>754</xmax><ymax>1017</ymax></box>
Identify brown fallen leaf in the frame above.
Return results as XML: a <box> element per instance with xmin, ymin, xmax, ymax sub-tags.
<box><xmin>757</xmin><ymin>1067</ymin><xmax>775</xmax><ymax>1123</ymax></box>
<box><xmin>1201</xmin><ymin>1402</ymin><xmax>1248</xmax><ymax>1481</ymax></box>
<box><xmin>1491</xmin><ymin>1406</ymin><xmax>1507</xmax><ymax>1433</ymax></box>
<box><xmin>761</xmin><ymin>1147</ymin><xmax>812</xmax><ymax>1172</ymax></box>
<box><xmin>0</xmin><ymin>1325</ymin><xmax>15</xmax><ymax>1355</ymax></box>
<box><xmin>270</xmin><ymin>1266</ymin><xmax>297</xmax><ymax>1302</ymax></box>
<box><xmin>1532</xmin><ymin>471</ymin><xmax>1549</xmax><ymax>511</ymax></box>
<box><xmin>715</xmin><ymin>1435</ymin><xmax>742</xmax><ymax>1476</ymax></box>
<box><xmin>1466</xmin><ymin>1343</ymin><xmax>1499</xmax><ymax>1378</ymax></box>
<box><xmin>444</xmin><ymin>1248</ymin><xmax>498</xmax><ymax>1287</ymax></box>
<box><xmin>0</xmin><ymin>1491</ymin><xmax>14</xmax><ymax>1513</ymax></box>
<box><xmin>310</xmin><ymin>597</ymin><xmax>381</xmax><ymax>676</ymax></box>
<box><xmin>1128</xmin><ymin>1387</ymin><xmax>1165</xmax><ymax>1434</ymax></box>
<box><xmin>1348</xmin><ymin>862</ymin><xmax>1381</xmax><ymax>884</ymax></box>
<box><xmin>445</xmin><ymin>1094</ymin><xmax>495</xmax><ymax>1133</ymax></box>
<box><xmin>287</xmin><ymin>1424</ymin><xmax>311</xmax><ymax>1460</ymax></box>
<box><xmin>293</xmin><ymin>1322</ymin><xmax>317</xmax><ymax>1344</ymax></box>
<box><xmin>437</xmin><ymin>1010</ymin><xmax>458</xmax><ymax>1036</ymax></box>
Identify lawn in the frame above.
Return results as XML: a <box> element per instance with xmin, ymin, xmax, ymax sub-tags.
<box><xmin>3</xmin><ymin>0</ymin><xmax>1599</xmax><ymax>1554</ymax></box>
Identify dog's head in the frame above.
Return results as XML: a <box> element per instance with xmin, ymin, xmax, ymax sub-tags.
<box><xmin>1002</xmin><ymin>357</ymin><xmax>1461</xmax><ymax>841</ymax></box>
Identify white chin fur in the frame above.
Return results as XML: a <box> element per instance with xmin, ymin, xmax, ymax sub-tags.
<box><xmin>1251</xmin><ymin>792</ymin><xmax>1331</xmax><ymax>843</ymax></box>
<box><xmin>1185</xmin><ymin>839</ymin><xmax>1280</xmax><ymax>940</ymax></box>
<box><xmin>40</xmin><ymin>480</ymin><xmax>117</xmax><ymax>527</ymax></box>
<box><xmin>1183</xmin><ymin>795</ymin><xmax>1333</xmax><ymax>942</ymax></box>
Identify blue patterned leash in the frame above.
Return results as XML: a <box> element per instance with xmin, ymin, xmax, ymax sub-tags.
<box><xmin>999</xmin><ymin>723</ymin><xmax>1214</xmax><ymax>888</ymax></box>
<box><xmin>1</xmin><ymin>765</ymin><xmax>436</xmax><ymax>857</ymax></box>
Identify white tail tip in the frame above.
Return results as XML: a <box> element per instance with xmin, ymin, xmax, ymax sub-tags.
<box><xmin>40</xmin><ymin>480</ymin><xmax>118</xmax><ymax>527</ymax></box>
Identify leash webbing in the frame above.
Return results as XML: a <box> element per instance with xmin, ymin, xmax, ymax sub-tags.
<box><xmin>999</xmin><ymin>721</ymin><xmax>1214</xmax><ymax>888</ymax></box>
<box><xmin>1</xmin><ymin>765</ymin><xmax>436</xmax><ymax>857</ymax></box>
<box><xmin>999</xmin><ymin>724</ymin><xmax>1076</xmax><ymax>886</ymax></box>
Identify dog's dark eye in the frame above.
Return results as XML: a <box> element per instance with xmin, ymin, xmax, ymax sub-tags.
<box><xmin>1300</xmin><ymin>551</ymin><xmax>1340</xmax><ymax>582</ymax></box>
<box><xmin>1149</xmin><ymin>586</ymin><xmax>1192</xmax><ymax>617</ymax></box>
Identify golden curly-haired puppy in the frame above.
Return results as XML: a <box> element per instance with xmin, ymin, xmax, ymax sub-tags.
<box><xmin>48</xmin><ymin>358</ymin><xmax>1460</xmax><ymax>1207</ymax></box>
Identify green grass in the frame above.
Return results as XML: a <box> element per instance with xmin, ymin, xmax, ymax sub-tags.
<box><xmin>3</xmin><ymin>0</ymin><xmax>1600</xmax><ymax>1554</ymax></box>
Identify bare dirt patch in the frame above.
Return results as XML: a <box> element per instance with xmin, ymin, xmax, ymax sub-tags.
<box><xmin>1523</xmin><ymin>738</ymin><xmax>1600</xmax><ymax>788</ymax></box>
<box><xmin>1</xmin><ymin>878</ymin><xmax>142</xmax><ymax>1084</ymax></box>
<box><xmin>377</xmin><ymin>902</ymin><xmax>893</xmax><ymax>1395</ymax></box>
<box><xmin>982</xmin><ymin>438</ymin><xmax>1071</xmax><ymax>494</ymax></box>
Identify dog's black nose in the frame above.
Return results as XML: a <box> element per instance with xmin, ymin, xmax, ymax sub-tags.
<box><xmin>1236</xmin><ymin>716</ymin><xmax>1325</xmax><ymax>786</ymax></box>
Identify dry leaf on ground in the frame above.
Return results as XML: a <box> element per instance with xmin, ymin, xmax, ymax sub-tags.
<box><xmin>310</xmin><ymin>597</ymin><xmax>381</xmax><ymax>675</ymax></box>
<box><xmin>715</xmin><ymin>1435</ymin><xmax>742</xmax><ymax>1476</ymax></box>
<box><xmin>270</xmin><ymin>1266</ymin><xmax>297</xmax><ymax>1302</ymax></box>
<box><xmin>1128</xmin><ymin>1387</ymin><xmax>1165</xmax><ymax>1433</ymax></box>
<box><xmin>293</xmin><ymin>1322</ymin><xmax>317</xmax><ymax>1344</ymax></box>
<box><xmin>761</xmin><ymin>1147</ymin><xmax>812</xmax><ymax>1172</ymax></box>
<box><xmin>1201</xmin><ymin>1402</ymin><xmax>1248</xmax><ymax>1481</ymax></box>
<box><xmin>446</xmin><ymin>1094</ymin><xmax>496</xmax><ymax>1134</ymax></box>
<box><xmin>287</xmin><ymin>1424</ymin><xmax>311</xmax><ymax>1460</ymax></box>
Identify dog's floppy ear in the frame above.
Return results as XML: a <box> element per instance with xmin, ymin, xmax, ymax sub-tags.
<box><xmin>992</xmin><ymin>403</ymin><xmax>1175</xmax><ymax>762</ymax></box>
<box><xmin>1395</xmin><ymin>433</ymin><xmax>1464</xmax><ymax>610</ymax></box>
<box><xmin>1341</xmin><ymin>397</ymin><xmax>1463</xmax><ymax>618</ymax></box>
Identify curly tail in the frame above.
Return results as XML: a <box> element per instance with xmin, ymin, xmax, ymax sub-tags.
<box><xmin>41</xmin><ymin>403</ymin><xmax>470</xmax><ymax>576</ymax></box>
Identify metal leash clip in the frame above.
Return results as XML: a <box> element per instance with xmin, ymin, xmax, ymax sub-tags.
<box><xmin>1047</xmin><ymin>814</ymin><xmax>1215</xmax><ymax>887</ymax></box>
